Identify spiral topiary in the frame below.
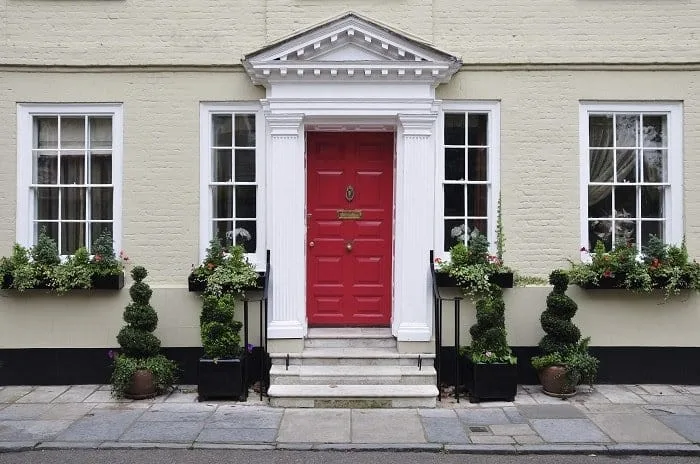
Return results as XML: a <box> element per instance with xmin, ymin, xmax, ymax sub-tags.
<box><xmin>467</xmin><ymin>287</ymin><xmax>514</xmax><ymax>363</ymax></box>
<box><xmin>200</xmin><ymin>293</ymin><xmax>243</xmax><ymax>359</ymax></box>
<box><xmin>538</xmin><ymin>270</ymin><xmax>581</xmax><ymax>355</ymax></box>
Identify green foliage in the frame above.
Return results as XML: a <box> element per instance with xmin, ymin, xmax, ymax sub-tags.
<box><xmin>110</xmin><ymin>354</ymin><xmax>178</xmax><ymax>399</ymax></box>
<box><xmin>0</xmin><ymin>244</ymin><xmax>37</xmax><ymax>291</ymax></box>
<box><xmin>50</xmin><ymin>247</ymin><xmax>92</xmax><ymax>294</ymax></box>
<box><xmin>465</xmin><ymin>287</ymin><xmax>516</xmax><ymax>364</ymax></box>
<box><xmin>531</xmin><ymin>271</ymin><xmax>598</xmax><ymax>388</ymax></box>
<box><xmin>112</xmin><ymin>266</ymin><xmax>176</xmax><ymax>397</ymax></box>
<box><xmin>200</xmin><ymin>293</ymin><xmax>243</xmax><ymax>359</ymax></box>
<box><xmin>31</xmin><ymin>228</ymin><xmax>60</xmax><ymax>266</ymax></box>
<box><xmin>514</xmin><ymin>274</ymin><xmax>548</xmax><ymax>286</ymax></box>
<box><xmin>191</xmin><ymin>238</ymin><xmax>227</xmax><ymax>279</ymax></box>
<box><xmin>496</xmin><ymin>193</ymin><xmax>505</xmax><ymax>261</ymax></box>
<box><xmin>205</xmin><ymin>245</ymin><xmax>260</xmax><ymax>298</ymax></box>
<box><xmin>91</xmin><ymin>230</ymin><xmax>122</xmax><ymax>276</ymax></box>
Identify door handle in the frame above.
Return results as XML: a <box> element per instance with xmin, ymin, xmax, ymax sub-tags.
<box><xmin>309</xmin><ymin>241</ymin><xmax>315</xmax><ymax>248</ymax></box>
<box><xmin>345</xmin><ymin>241</ymin><xmax>353</xmax><ymax>252</ymax></box>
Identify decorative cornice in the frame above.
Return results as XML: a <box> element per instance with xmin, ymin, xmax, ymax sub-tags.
<box><xmin>266</xmin><ymin>113</ymin><xmax>304</xmax><ymax>136</ymax></box>
<box><xmin>398</xmin><ymin>113</ymin><xmax>437</xmax><ymax>136</ymax></box>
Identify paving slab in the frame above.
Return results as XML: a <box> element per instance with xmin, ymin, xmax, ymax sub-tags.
<box><xmin>418</xmin><ymin>408</ymin><xmax>458</xmax><ymax>418</ymax></box>
<box><xmin>54</xmin><ymin>409</ymin><xmax>144</xmax><ymax>442</ymax></box>
<box><xmin>582</xmin><ymin>403</ymin><xmax>644</xmax><ymax>413</ymax></box>
<box><xmin>639</xmin><ymin>385</ymin><xmax>684</xmax><ymax>395</ymax></box>
<box><xmin>119</xmin><ymin>421</ymin><xmax>205</xmax><ymax>443</ymax></box>
<box><xmin>530</xmin><ymin>419</ymin><xmax>611</xmax><ymax>443</ymax></box>
<box><xmin>641</xmin><ymin>395</ymin><xmax>698</xmax><ymax>405</ymax></box>
<box><xmin>163</xmin><ymin>392</ymin><xmax>199</xmax><ymax>403</ymax></box>
<box><xmin>196</xmin><ymin>427</ymin><xmax>278</xmax><ymax>443</ymax></box>
<box><xmin>137</xmin><ymin>411</ymin><xmax>212</xmax><ymax>422</ymax></box>
<box><xmin>14</xmin><ymin>386</ymin><xmax>69</xmax><ymax>404</ymax></box>
<box><xmin>148</xmin><ymin>402</ymin><xmax>217</xmax><ymax>413</ymax></box>
<box><xmin>643</xmin><ymin>405</ymin><xmax>696</xmax><ymax>416</ymax></box>
<box><xmin>52</xmin><ymin>386</ymin><xmax>99</xmax><ymax>403</ymax></box>
<box><xmin>277</xmin><ymin>409</ymin><xmax>350</xmax><ymax>443</ymax></box>
<box><xmin>517</xmin><ymin>404</ymin><xmax>586</xmax><ymax>419</ymax></box>
<box><xmin>588</xmin><ymin>412</ymin><xmax>688</xmax><ymax>443</ymax></box>
<box><xmin>502</xmin><ymin>406</ymin><xmax>527</xmax><ymax>423</ymax></box>
<box><xmin>529</xmin><ymin>391</ymin><xmax>570</xmax><ymax>404</ymax></box>
<box><xmin>37</xmin><ymin>403</ymin><xmax>96</xmax><ymax>420</ymax></box>
<box><xmin>455</xmin><ymin>408</ymin><xmax>511</xmax><ymax>425</ymax></box>
<box><xmin>0</xmin><ymin>420</ymin><xmax>73</xmax><ymax>441</ymax></box>
<box><xmin>656</xmin><ymin>415</ymin><xmax>700</xmax><ymax>443</ymax></box>
<box><xmin>476</xmin><ymin>401</ymin><xmax>514</xmax><ymax>408</ymax></box>
<box><xmin>470</xmin><ymin>435</ymin><xmax>514</xmax><ymax>444</ymax></box>
<box><xmin>420</xmin><ymin>416</ymin><xmax>469</xmax><ymax>443</ymax></box>
<box><xmin>490</xmin><ymin>424</ymin><xmax>535</xmax><ymax>436</ymax></box>
<box><xmin>676</xmin><ymin>386</ymin><xmax>700</xmax><ymax>395</ymax></box>
<box><xmin>0</xmin><ymin>441</ymin><xmax>38</xmax><ymax>452</ymax></box>
<box><xmin>513</xmin><ymin>435</ymin><xmax>544</xmax><ymax>444</ymax></box>
<box><xmin>209</xmin><ymin>405</ymin><xmax>283</xmax><ymax>428</ymax></box>
<box><xmin>569</xmin><ymin>390</ymin><xmax>611</xmax><ymax>404</ymax></box>
<box><xmin>83</xmin><ymin>390</ymin><xmax>131</xmax><ymax>403</ymax></box>
<box><xmin>92</xmin><ymin>402</ymin><xmax>152</xmax><ymax>410</ymax></box>
<box><xmin>595</xmin><ymin>385</ymin><xmax>646</xmax><ymax>404</ymax></box>
<box><xmin>0</xmin><ymin>387</ymin><xmax>33</xmax><ymax>404</ymax></box>
<box><xmin>0</xmin><ymin>403</ymin><xmax>54</xmax><ymax>420</ymax></box>
<box><xmin>351</xmin><ymin>409</ymin><xmax>425</xmax><ymax>443</ymax></box>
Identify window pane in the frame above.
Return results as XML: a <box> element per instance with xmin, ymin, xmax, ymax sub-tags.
<box><xmin>90</xmin><ymin>222</ymin><xmax>113</xmax><ymax>252</ymax></box>
<box><xmin>61</xmin><ymin>117</ymin><xmax>86</xmax><ymax>149</ymax></box>
<box><xmin>61</xmin><ymin>222</ymin><xmax>85</xmax><ymax>255</ymax></box>
<box><xmin>444</xmin><ymin>219</ymin><xmax>465</xmax><ymax>251</ymax></box>
<box><xmin>35</xmin><ymin>117</ymin><xmax>58</xmax><ymax>149</ymax></box>
<box><xmin>60</xmin><ymin>150</ymin><xmax>85</xmax><ymax>184</ymax></box>
<box><xmin>467</xmin><ymin>114</ymin><xmax>488</xmax><ymax>146</ymax></box>
<box><xmin>616</xmin><ymin>114</ymin><xmax>639</xmax><ymax>148</ymax></box>
<box><xmin>642</xmin><ymin>115</ymin><xmax>667</xmax><ymax>148</ymax></box>
<box><xmin>444</xmin><ymin>113</ymin><xmax>465</xmax><ymax>146</ymax></box>
<box><xmin>641</xmin><ymin>221</ymin><xmax>664</xmax><ymax>246</ymax></box>
<box><xmin>234</xmin><ymin>220</ymin><xmax>256</xmax><ymax>253</ymax></box>
<box><xmin>641</xmin><ymin>186</ymin><xmax>663</xmax><ymax>218</ymax></box>
<box><xmin>62</xmin><ymin>187</ymin><xmax>86</xmax><ymax>220</ymax></box>
<box><xmin>616</xmin><ymin>149</ymin><xmax>637</xmax><ymax>183</ymax></box>
<box><xmin>589</xmin><ymin>114</ymin><xmax>613</xmax><ymax>148</ymax></box>
<box><xmin>588</xmin><ymin>185</ymin><xmax>612</xmax><ymax>218</ymax></box>
<box><xmin>467</xmin><ymin>218</ymin><xmax>488</xmax><ymax>238</ymax></box>
<box><xmin>212</xmin><ymin>186</ymin><xmax>233</xmax><ymax>219</ymax></box>
<box><xmin>614</xmin><ymin>186</ymin><xmax>636</xmax><ymax>219</ymax></box>
<box><xmin>235</xmin><ymin>114</ymin><xmax>256</xmax><ymax>147</ymax></box>
<box><xmin>235</xmin><ymin>186</ymin><xmax>256</xmax><ymax>218</ymax></box>
<box><xmin>212</xmin><ymin>115</ymin><xmax>232</xmax><ymax>147</ymax></box>
<box><xmin>213</xmin><ymin>149</ymin><xmax>232</xmax><ymax>182</ymax></box>
<box><xmin>91</xmin><ymin>187</ymin><xmax>113</xmax><ymax>220</ymax></box>
<box><xmin>615</xmin><ymin>221</ymin><xmax>635</xmax><ymax>246</ymax></box>
<box><xmin>213</xmin><ymin>221</ymin><xmax>234</xmax><ymax>247</ymax></box>
<box><xmin>589</xmin><ymin>220</ymin><xmax>612</xmax><ymax>251</ymax></box>
<box><xmin>467</xmin><ymin>148</ymin><xmax>487</xmax><ymax>181</ymax></box>
<box><xmin>643</xmin><ymin>149</ymin><xmax>667</xmax><ymax>183</ymax></box>
<box><xmin>444</xmin><ymin>184</ymin><xmax>464</xmax><ymax>216</ymax></box>
<box><xmin>36</xmin><ymin>188</ymin><xmax>59</xmax><ymax>220</ymax></box>
<box><xmin>467</xmin><ymin>184</ymin><xmax>487</xmax><ymax>216</ymax></box>
<box><xmin>444</xmin><ymin>148</ymin><xmax>465</xmax><ymax>181</ymax></box>
<box><xmin>35</xmin><ymin>222</ymin><xmax>58</xmax><ymax>246</ymax></box>
<box><xmin>89</xmin><ymin>117</ymin><xmax>112</xmax><ymax>149</ymax></box>
<box><xmin>235</xmin><ymin>149</ymin><xmax>255</xmax><ymax>182</ymax></box>
<box><xmin>34</xmin><ymin>151</ymin><xmax>58</xmax><ymax>184</ymax></box>
<box><xmin>90</xmin><ymin>153</ymin><xmax>112</xmax><ymax>184</ymax></box>
<box><xmin>589</xmin><ymin>150</ymin><xmax>613</xmax><ymax>182</ymax></box>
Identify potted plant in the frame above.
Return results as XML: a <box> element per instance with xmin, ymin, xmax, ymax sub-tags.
<box><xmin>111</xmin><ymin>266</ymin><xmax>177</xmax><ymax>399</ymax></box>
<box><xmin>189</xmin><ymin>238</ymin><xmax>264</xmax><ymax>292</ymax></box>
<box><xmin>461</xmin><ymin>286</ymin><xmax>518</xmax><ymax>402</ymax></box>
<box><xmin>90</xmin><ymin>230</ymin><xmax>126</xmax><ymax>290</ymax></box>
<box><xmin>531</xmin><ymin>270</ymin><xmax>599</xmax><ymax>397</ymax></box>
<box><xmin>0</xmin><ymin>244</ymin><xmax>37</xmax><ymax>291</ymax></box>
<box><xmin>197</xmin><ymin>244</ymin><xmax>259</xmax><ymax>401</ymax></box>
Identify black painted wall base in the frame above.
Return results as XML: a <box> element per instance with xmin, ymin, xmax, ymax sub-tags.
<box><xmin>1</xmin><ymin>346</ymin><xmax>699</xmax><ymax>385</ymax></box>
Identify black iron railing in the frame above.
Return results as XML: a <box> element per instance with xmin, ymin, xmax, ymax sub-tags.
<box><xmin>242</xmin><ymin>250</ymin><xmax>270</xmax><ymax>401</ymax></box>
<box><xmin>430</xmin><ymin>250</ymin><xmax>463</xmax><ymax>403</ymax></box>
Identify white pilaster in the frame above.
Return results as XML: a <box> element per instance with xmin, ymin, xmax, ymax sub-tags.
<box><xmin>394</xmin><ymin>114</ymin><xmax>437</xmax><ymax>341</ymax></box>
<box><xmin>266</xmin><ymin>113</ymin><xmax>307</xmax><ymax>339</ymax></box>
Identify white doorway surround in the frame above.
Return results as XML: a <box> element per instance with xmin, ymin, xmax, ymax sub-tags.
<box><xmin>243</xmin><ymin>13</ymin><xmax>462</xmax><ymax>342</ymax></box>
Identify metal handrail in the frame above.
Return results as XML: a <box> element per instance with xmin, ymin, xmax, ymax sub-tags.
<box><xmin>242</xmin><ymin>250</ymin><xmax>271</xmax><ymax>401</ymax></box>
<box><xmin>430</xmin><ymin>250</ymin><xmax>463</xmax><ymax>403</ymax></box>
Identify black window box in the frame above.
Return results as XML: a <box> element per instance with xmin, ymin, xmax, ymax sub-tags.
<box><xmin>1</xmin><ymin>272</ymin><xmax>124</xmax><ymax>291</ymax></box>
<box><xmin>197</xmin><ymin>356</ymin><xmax>247</xmax><ymax>401</ymax></box>
<box><xmin>434</xmin><ymin>271</ymin><xmax>514</xmax><ymax>289</ymax></box>
<box><xmin>461</xmin><ymin>355</ymin><xmax>518</xmax><ymax>403</ymax></box>
<box><xmin>188</xmin><ymin>272</ymin><xmax>265</xmax><ymax>293</ymax></box>
<box><xmin>578</xmin><ymin>274</ymin><xmax>693</xmax><ymax>290</ymax></box>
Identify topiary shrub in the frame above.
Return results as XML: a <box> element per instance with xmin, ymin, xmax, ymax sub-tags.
<box><xmin>200</xmin><ymin>292</ymin><xmax>243</xmax><ymax>359</ymax></box>
<box><xmin>465</xmin><ymin>287</ymin><xmax>516</xmax><ymax>364</ymax></box>
<box><xmin>111</xmin><ymin>266</ymin><xmax>177</xmax><ymax>398</ymax></box>
<box><xmin>531</xmin><ymin>270</ymin><xmax>598</xmax><ymax>389</ymax></box>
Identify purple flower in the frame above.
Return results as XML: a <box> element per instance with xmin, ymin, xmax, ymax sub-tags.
<box><xmin>246</xmin><ymin>344</ymin><xmax>255</xmax><ymax>353</ymax></box>
<box><xmin>107</xmin><ymin>350</ymin><xmax>117</xmax><ymax>360</ymax></box>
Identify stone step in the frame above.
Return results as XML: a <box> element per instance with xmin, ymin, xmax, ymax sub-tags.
<box><xmin>267</xmin><ymin>384</ymin><xmax>438</xmax><ymax>408</ymax></box>
<box><xmin>304</xmin><ymin>328</ymin><xmax>396</xmax><ymax>348</ymax></box>
<box><xmin>270</xmin><ymin>364</ymin><xmax>436</xmax><ymax>385</ymax></box>
<box><xmin>306</xmin><ymin>328</ymin><xmax>394</xmax><ymax>338</ymax></box>
<box><xmin>269</xmin><ymin>348</ymin><xmax>435</xmax><ymax>367</ymax></box>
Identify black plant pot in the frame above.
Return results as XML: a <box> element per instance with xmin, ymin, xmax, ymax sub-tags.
<box><xmin>461</xmin><ymin>356</ymin><xmax>518</xmax><ymax>403</ymax></box>
<box><xmin>434</xmin><ymin>271</ymin><xmax>514</xmax><ymax>289</ymax></box>
<box><xmin>187</xmin><ymin>272</ymin><xmax>265</xmax><ymax>293</ymax></box>
<box><xmin>197</xmin><ymin>356</ymin><xmax>246</xmax><ymax>401</ymax></box>
<box><xmin>578</xmin><ymin>276</ymin><xmax>625</xmax><ymax>289</ymax></box>
<box><xmin>1</xmin><ymin>274</ymin><xmax>13</xmax><ymax>289</ymax></box>
<box><xmin>91</xmin><ymin>272</ymin><xmax>125</xmax><ymax>290</ymax></box>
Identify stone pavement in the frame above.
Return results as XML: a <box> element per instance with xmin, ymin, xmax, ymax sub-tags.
<box><xmin>0</xmin><ymin>384</ymin><xmax>699</xmax><ymax>455</ymax></box>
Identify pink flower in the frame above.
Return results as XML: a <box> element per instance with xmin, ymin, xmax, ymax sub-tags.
<box><xmin>487</xmin><ymin>255</ymin><xmax>502</xmax><ymax>265</ymax></box>
<box><xmin>119</xmin><ymin>250</ymin><xmax>129</xmax><ymax>261</ymax></box>
<box><xmin>94</xmin><ymin>254</ymin><xmax>102</xmax><ymax>262</ymax></box>
<box><xmin>603</xmin><ymin>269</ymin><xmax>613</xmax><ymax>278</ymax></box>
<box><xmin>434</xmin><ymin>258</ymin><xmax>443</xmax><ymax>264</ymax></box>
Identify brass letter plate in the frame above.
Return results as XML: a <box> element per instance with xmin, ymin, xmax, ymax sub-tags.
<box><xmin>337</xmin><ymin>209</ymin><xmax>362</xmax><ymax>220</ymax></box>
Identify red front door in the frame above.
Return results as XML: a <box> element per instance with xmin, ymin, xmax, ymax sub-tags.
<box><xmin>306</xmin><ymin>132</ymin><xmax>394</xmax><ymax>326</ymax></box>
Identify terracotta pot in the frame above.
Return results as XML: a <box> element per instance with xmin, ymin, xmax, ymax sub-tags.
<box><xmin>126</xmin><ymin>369</ymin><xmax>156</xmax><ymax>400</ymax></box>
<box><xmin>538</xmin><ymin>365</ymin><xmax>577</xmax><ymax>398</ymax></box>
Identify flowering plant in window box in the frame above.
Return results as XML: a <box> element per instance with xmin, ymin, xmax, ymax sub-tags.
<box><xmin>188</xmin><ymin>238</ymin><xmax>262</xmax><ymax>294</ymax></box>
<box><xmin>569</xmin><ymin>236</ymin><xmax>700</xmax><ymax>299</ymax></box>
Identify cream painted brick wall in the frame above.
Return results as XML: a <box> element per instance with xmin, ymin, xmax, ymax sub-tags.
<box><xmin>1</xmin><ymin>1</ymin><xmax>699</xmax><ymax>65</ymax></box>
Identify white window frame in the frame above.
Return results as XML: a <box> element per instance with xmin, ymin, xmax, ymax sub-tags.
<box><xmin>199</xmin><ymin>102</ymin><xmax>266</xmax><ymax>270</ymax></box>
<box><xmin>16</xmin><ymin>103</ymin><xmax>123</xmax><ymax>254</ymax></box>
<box><xmin>579</xmin><ymin>102</ymin><xmax>683</xmax><ymax>258</ymax></box>
<box><xmin>435</xmin><ymin>101</ymin><xmax>501</xmax><ymax>262</ymax></box>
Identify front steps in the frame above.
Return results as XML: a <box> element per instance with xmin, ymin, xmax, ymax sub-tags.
<box><xmin>267</xmin><ymin>328</ymin><xmax>438</xmax><ymax>408</ymax></box>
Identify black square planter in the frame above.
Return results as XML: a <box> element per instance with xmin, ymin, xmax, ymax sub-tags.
<box><xmin>91</xmin><ymin>272</ymin><xmax>125</xmax><ymax>290</ymax></box>
<box><xmin>578</xmin><ymin>276</ymin><xmax>625</xmax><ymax>289</ymax></box>
<box><xmin>187</xmin><ymin>272</ymin><xmax>265</xmax><ymax>293</ymax></box>
<box><xmin>434</xmin><ymin>271</ymin><xmax>514</xmax><ymax>289</ymax></box>
<box><xmin>462</xmin><ymin>356</ymin><xmax>518</xmax><ymax>403</ymax></box>
<box><xmin>197</xmin><ymin>356</ymin><xmax>246</xmax><ymax>401</ymax></box>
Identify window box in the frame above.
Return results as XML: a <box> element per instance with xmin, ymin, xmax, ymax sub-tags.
<box><xmin>197</xmin><ymin>356</ymin><xmax>247</xmax><ymax>401</ymax></box>
<box><xmin>91</xmin><ymin>272</ymin><xmax>125</xmax><ymax>290</ymax></box>
<box><xmin>578</xmin><ymin>274</ymin><xmax>694</xmax><ymax>291</ymax></box>
<box><xmin>461</xmin><ymin>355</ymin><xmax>518</xmax><ymax>403</ymax></box>
<box><xmin>434</xmin><ymin>271</ymin><xmax>514</xmax><ymax>289</ymax></box>
<box><xmin>187</xmin><ymin>272</ymin><xmax>265</xmax><ymax>293</ymax></box>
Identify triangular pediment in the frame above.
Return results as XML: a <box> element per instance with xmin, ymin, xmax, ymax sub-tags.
<box><xmin>243</xmin><ymin>13</ymin><xmax>462</xmax><ymax>84</ymax></box>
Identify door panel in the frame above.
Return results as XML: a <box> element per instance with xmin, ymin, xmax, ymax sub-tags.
<box><xmin>306</xmin><ymin>132</ymin><xmax>394</xmax><ymax>326</ymax></box>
